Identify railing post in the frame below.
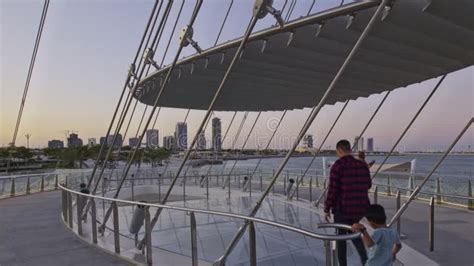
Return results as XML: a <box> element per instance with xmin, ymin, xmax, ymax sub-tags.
<box><xmin>468</xmin><ymin>180</ymin><xmax>473</xmax><ymax>210</ymax></box>
<box><xmin>429</xmin><ymin>197</ymin><xmax>435</xmax><ymax>252</ymax></box>
<box><xmin>10</xmin><ymin>178</ymin><xmax>15</xmax><ymax>197</ymax></box>
<box><xmin>316</xmin><ymin>175</ymin><xmax>319</xmax><ymax>187</ymax></box>
<box><xmin>373</xmin><ymin>186</ymin><xmax>378</xmax><ymax>204</ymax></box>
<box><xmin>296</xmin><ymin>176</ymin><xmax>300</xmax><ymax>200</ymax></box>
<box><xmin>387</xmin><ymin>175</ymin><xmax>391</xmax><ymax>196</ymax></box>
<box><xmin>91</xmin><ymin>198</ymin><xmax>98</xmax><ymax>244</ymax></box>
<box><xmin>76</xmin><ymin>194</ymin><xmax>83</xmax><ymax>236</ymax></box>
<box><xmin>40</xmin><ymin>176</ymin><xmax>45</xmax><ymax>192</ymax></box>
<box><xmin>190</xmin><ymin>212</ymin><xmax>198</xmax><ymax>266</ymax></box>
<box><xmin>309</xmin><ymin>177</ymin><xmax>313</xmax><ymax>202</ymax></box>
<box><xmin>249</xmin><ymin>221</ymin><xmax>257</xmax><ymax>266</ymax></box>
<box><xmin>67</xmin><ymin>192</ymin><xmax>73</xmax><ymax>228</ymax></box>
<box><xmin>61</xmin><ymin>189</ymin><xmax>67</xmax><ymax>221</ymax></box>
<box><xmin>26</xmin><ymin>177</ymin><xmax>31</xmax><ymax>194</ymax></box>
<box><xmin>145</xmin><ymin>206</ymin><xmax>153</xmax><ymax>265</ymax></box>
<box><xmin>55</xmin><ymin>174</ymin><xmax>59</xmax><ymax>189</ymax></box>
<box><xmin>331</xmin><ymin>241</ymin><xmax>337</xmax><ymax>266</ymax></box>
<box><xmin>435</xmin><ymin>178</ymin><xmax>442</xmax><ymax>204</ymax></box>
<box><xmin>324</xmin><ymin>240</ymin><xmax>331</xmax><ymax>266</ymax></box>
<box><xmin>396</xmin><ymin>190</ymin><xmax>401</xmax><ymax>234</ymax></box>
<box><xmin>112</xmin><ymin>202</ymin><xmax>120</xmax><ymax>254</ymax></box>
<box><xmin>407</xmin><ymin>174</ymin><xmax>415</xmax><ymax>196</ymax></box>
<box><xmin>260</xmin><ymin>173</ymin><xmax>263</xmax><ymax>192</ymax></box>
<box><xmin>249</xmin><ymin>175</ymin><xmax>252</xmax><ymax>197</ymax></box>
<box><xmin>206</xmin><ymin>176</ymin><xmax>209</xmax><ymax>200</ymax></box>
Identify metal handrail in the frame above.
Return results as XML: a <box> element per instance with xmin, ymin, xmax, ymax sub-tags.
<box><xmin>371</xmin><ymin>183</ymin><xmax>474</xmax><ymax>201</ymax></box>
<box><xmin>59</xmin><ymin>183</ymin><xmax>360</xmax><ymax>242</ymax></box>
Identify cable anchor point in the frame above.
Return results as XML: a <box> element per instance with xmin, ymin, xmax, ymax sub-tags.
<box><xmin>143</xmin><ymin>48</ymin><xmax>160</xmax><ymax>70</ymax></box>
<box><xmin>180</xmin><ymin>26</ymin><xmax>202</xmax><ymax>54</ymax></box>
<box><xmin>254</xmin><ymin>0</ymin><xmax>284</xmax><ymax>27</ymax></box>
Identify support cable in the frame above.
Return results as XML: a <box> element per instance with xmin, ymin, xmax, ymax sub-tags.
<box><xmin>99</xmin><ymin>0</ymin><xmax>204</xmax><ymax>234</ymax></box>
<box><xmin>371</xmin><ymin>75</ymin><xmax>447</xmax><ymax>180</ymax></box>
<box><xmin>307</xmin><ymin>0</ymin><xmax>316</xmax><ymax>16</ymax></box>
<box><xmin>388</xmin><ymin>118</ymin><xmax>473</xmax><ymax>226</ymax></box>
<box><xmin>141</xmin><ymin>1</ymin><xmax>280</xmax><ymax>249</ymax></box>
<box><xmin>214</xmin><ymin>0</ymin><xmax>234</xmax><ymax>46</ymax></box>
<box><xmin>223</xmin><ymin>112</ymin><xmax>262</xmax><ymax>189</ymax></box>
<box><xmin>89</xmin><ymin>0</ymin><xmax>173</xmax><ymax>194</ymax></box>
<box><xmin>242</xmin><ymin>110</ymin><xmax>288</xmax><ymax>187</ymax></box>
<box><xmin>289</xmin><ymin>99</ymin><xmax>350</xmax><ymax>200</ymax></box>
<box><xmin>86</xmin><ymin>0</ymin><xmax>163</xmax><ymax>189</ymax></box>
<box><xmin>11</xmin><ymin>0</ymin><xmax>49</xmax><ymax>146</ymax></box>
<box><xmin>284</xmin><ymin>0</ymin><xmax>296</xmax><ymax>22</ymax></box>
<box><xmin>216</xmin><ymin>1</ymin><xmax>389</xmax><ymax>262</ymax></box>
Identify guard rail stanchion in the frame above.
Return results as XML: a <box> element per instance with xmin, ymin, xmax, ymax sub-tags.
<box><xmin>91</xmin><ymin>198</ymin><xmax>98</xmax><ymax>244</ymax></box>
<box><xmin>77</xmin><ymin>194</ymin><xmax>83</xmax><ymax>236</ymax></box>
<box><xmin>429</xmin><ymin>197</ymin><xmax>435</xmax><ymax>252</ymax></box>
<box><xmin>55</xmin><ymin>174</ymin><xmax>59</xmax><ymax>189</ymax></box>
<box><xmin>260</xmin><ymin>173</ymin><xmax>263</xmax><ymax>192</ymax></box>
<box><xmin>373</xmin><ymin>186</ymin><xmax>378</xmax><ymax>204</ymax></box>
<box><xmin>331</xmin><ymin>241</ymin><xmax>337</xmax><ymax>266</ymax></box>
<box><xmin>67</xmin><ymin>192</ymin><xmax>73</xmax><ymax>228</ymax></box>
<box><xmin>316</xmin><ymin>175</ymin><xmax>319</xmax><ymax>187</ymax></box>
<box><xmin>190</xmin><ymin>212</ymin><xmax>198</xmax><ymax>266</ymax></box>
<box><xmin>249</xmin><ymin>221</ymin><xmax>257</xmax><ymax>266</ymax></box>
<box><xmin>309</xmin><ymin>178</ymin><xmax>313</xmax><ymax>202</ymax></box>
<box><xmin>396</xmin><ymin>190</ymin><xmax>401</xmax><ymax>234</ymax></box>
<box><xmin>40</xmin><ymin>176</ymin><xmax>45</xmax><ymax>192</ymax></box>
<box><xmin>112</xmin><ymin>202</ymin><xmax>120</xmax><ymax>254</ymax></box>
<box><xmin>206</xmin><ymin>176</ymin><xmax>209</xmax><ymax>200</ymax></box>
<box><xmin>387</xmin><ymin>175</ymin><xmax>391</xmax><ymax>196</ymax></box>
<box><xmin>26</xmin><ymin>177</ymin><xmax>31</xmax><ymax>194</ymax></box>
<box><xmin>61</xmin><ymin>189</ymin><xmax>67</xmax><ymax>221</ymax></box>
<box><xmin>324</xmin><ymin>240</ymin><xmax>331</xmax><ymax>266</ymax></box>
<box><xmin>467</xmin><ymin>180</ymin><xmax>473</xmax><ymax>210</ymax></box>
<box><xmin>10</xmin><ymin>178</ymin><xmax>15</xmax><ymax>197</ymax></box>
<box><xmin>435</xmin><ymin>178</ymin><xmax>442</xmax><ymax>204</ymax></box>
<box><xmin>145</xmin><ymin>206</ymin><xmax>153</xmax><ymax>265</ymax></box>
<box><xmin>296</xmin><ymin>176</ymin><xmax>300</xmax><ymax>200</ymax></box>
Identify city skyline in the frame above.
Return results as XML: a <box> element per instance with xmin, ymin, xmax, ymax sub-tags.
<box><xmin>1</xmin><ymin>1</ymin><xmax>472</xmax><ymax>151</ymax></box>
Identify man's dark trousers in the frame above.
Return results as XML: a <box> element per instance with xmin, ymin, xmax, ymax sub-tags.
<box><xmin>334</xmin><ymin>213</ymin><xmax>368</xmax><ymax>266</ymax></box>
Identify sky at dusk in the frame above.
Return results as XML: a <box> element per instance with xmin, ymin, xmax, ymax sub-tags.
<box><xmin>1</xmin><ymin>0</ymin><xmax>473</xmax><ymax>151</ymax></box>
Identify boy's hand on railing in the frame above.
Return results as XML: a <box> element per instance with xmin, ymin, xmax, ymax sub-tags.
<box><xmin>351</xmin><ymin>223</ymin><xmax>365</xmax><ymax>232</ymax></box>
<box><xmin>324</xmin><ymin>212</ymin><xmax>331</xmax><ymax>222</ymax></box>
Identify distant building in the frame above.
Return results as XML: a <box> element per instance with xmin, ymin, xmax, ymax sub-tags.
<box><xmin>163</xmin><ymin>135</ymin><xmax>175</xmax><ymax>150</ymax></box>
<box><xmin>197</xmin><ymin>131</ymin><xmax>206</xmax><ymax>150</ymax></box>
<box><xmin>67</xmin><ymin>133</ymin><xmax>83</xmax><ymax>148</ymax></box>
<box><xmin>88</xmin><ymin>138</ymin><xmax>97</xmax><ymax>147</ymax></box>
<box><xmin>129</xmin><ymin>137</ymin><xmax>140</xmax><ymax>148</ymax></box>
<box><xmin>99</xmin><ymin>134</ymin><xmax>122</xmax><ymax>149</ymax></box>
<box><xmin>212</xmin><ymin>117</ymin><xmax>222</xmax><ymax>152</ymax></box>
<box><xmin>367</xmin><ymin>138</ymin><xmax>374</xmax><ymax>152</ymax></box>
<box><xmin>354</xmin><ymin>136</ymin><xmax>364</xmax><ymax>151</ymax></box>
<box><xmin>48</xmin><ymin>140</ymin><xmax>64</xmax><ymax>149</ymax></box>
<box><xmin>303</xmin><ymin>134</ymin><xmax>314</xmax><ymax>149</ymax></box>
<box><xmin>146</xmin><ymin>129</ymin><xmax>159</xmax><ymax>149</ymax></box>
<box><xmin>175</xmin><ymin>122</ymin><xmax>187</xmax><ymax>150</ymax></box>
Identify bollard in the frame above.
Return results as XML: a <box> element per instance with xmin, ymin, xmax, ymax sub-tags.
<box><xmin>129</xmin><ymin>203</ymin><xmax>146</xmax><ymax>234</ymax></box>
<box><xmin>10</xmin><ymin>178</ymin><xmax>15</xmax><ymax>197</ymax></box>
<box><xmin>374</xmin><ymin>186</ymin><xmax>378</xmax><ymax>204</ymax></box>
<box><xmin>435</xmin><ymin>178</ymin><xmax>442</xmax><ymax>204</ymax></box>
<box><xmin>286</xmin><ymin>178</ymin><xmax>295</xmax><ymax>200</ymax></box>
<box><xmin>396</xmin><ymin>190</ymin><xmax>401</xmax><ymax>234</ymax></box>
<box><xmin>468</xmin><ymin>180</ymin><xmax>473</xmax><ymax>210</ymax></box>
<box><xmin>26</xmin><ymin>177</ymin><xmax>31</xmax><ymax>194</ymax></box>
<box><xmin>387</xmin><ymin>175</ymin><xmax>392</xmax><ymax>196</ymax></box>
<box><xmin>309</xmin><ymin>178</ymin><xmax>313</xmax><ymax>202</ymax></box>
<box><xmin>429</xmin><ymin>197</ymin><xmax>435</xmax><ymax>252</ymax></box>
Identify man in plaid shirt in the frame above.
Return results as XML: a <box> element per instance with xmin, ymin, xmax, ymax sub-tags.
<box><xmin>325</xmin><ymin>139</ymin><xmax>372</xmax><ymax>266</ymax></box>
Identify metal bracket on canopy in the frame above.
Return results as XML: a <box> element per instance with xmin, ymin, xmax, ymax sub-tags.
<box><xmin>179</xmin><ymin>26</ymin><xmax>202</xmax><ymax>53</ymax></box>
<box><xmin>254</xmin><ymin>0</ymin><xmax>284</xmax><ymax>27</ymax></box>
<box><xmin>346</xmin><ymin>13</ymin><xmax>356</xmax><ymax>29</ymax></box>
<box><xmin>261</xmin><ymin>39</ymin><xmax>267</xmax><ymax>53</ymax></box>
<box><xmin>128</xmin><ymin>63</ymin><xmax>137</xmax><ymax>78</ymax></box>
<box><xmin>381</xmin><ymin>2</ymin><xmax>394</xmax><ymax>21</ymax></box>
<box><xmin>143</xmin><ymin>48</ymin><xmax>160</xmax><ymax>70</ymax></box>
<box><xmin>287</xmin><ymin>31</ymin><xmax>295</xmax><ymax>46</ymax></box>
<box><xmin>314</xmin><ymin>22</ymin><xmax>324</xmax><ymax>37</ymax></box>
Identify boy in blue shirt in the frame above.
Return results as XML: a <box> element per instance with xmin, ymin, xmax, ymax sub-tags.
<box><xmin>352</xmin><ymin>204</ymin><xmax>402</xmax><ymax>266</ymax></box>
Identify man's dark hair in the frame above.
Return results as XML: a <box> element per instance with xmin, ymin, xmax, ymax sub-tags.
<box><xmin>336</xmin><ymin>139</ymin><xmax>351</xmax><ymax>152</ymax></box>
<box><xmin>365</xmin><ymin>204</ymin><xmax>387</xmax><ymax>224</ymax></box>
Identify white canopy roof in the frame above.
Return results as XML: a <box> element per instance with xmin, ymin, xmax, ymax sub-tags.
<box><xmin>135</xmin><ymin>0</ymin><xmax>474</xmax><ymax>111</ymax></box>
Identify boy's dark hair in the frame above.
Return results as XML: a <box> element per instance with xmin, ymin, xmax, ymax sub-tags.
<box><xmin>366</xmin><ymin>204</ymin><xmax>387</xmax><ymax>224</ymax></box>
<box><xmin>336</xmin><ymin>139</ymin><xmax>351</xmax><ymax>152</ymax></box>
